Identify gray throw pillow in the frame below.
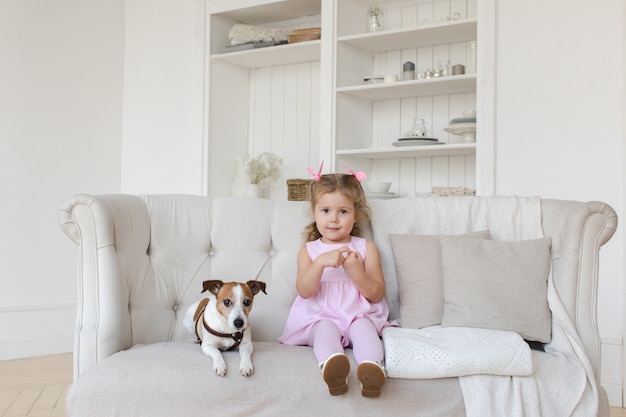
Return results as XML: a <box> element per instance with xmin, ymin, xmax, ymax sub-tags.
<box><xmin>389</xmin><ymin>230</ymin><xmax>490</xmax><ymax>329</ymax></box>
<box><xmin>439</xmin><ymin>237</ymin><xmax>552</xmax><ymax>343</ymax></box>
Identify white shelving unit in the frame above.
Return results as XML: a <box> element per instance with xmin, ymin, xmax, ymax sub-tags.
<box><xmin>333</xmin><ymin>1</ymin><xmax>482</xmax><ymax>196</ymax></box>
<box><xmin>204</xmin><ymin>0</ymin><xmax>324</xmax><ymax>198</ymax></box>
<box><xmin>203</xmin><ymin>0</ymin><xmax>493</xmax><ymax>198</ymax></box>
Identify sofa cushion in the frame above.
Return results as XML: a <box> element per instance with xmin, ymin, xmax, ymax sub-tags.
<box><xmin>368</xmin><ymin>196</ymin><xmax>544</xmax><ymax>323</ymax></box>
<box><xmin>439</xmin><ymin>237</ymin><xmax>552</xmax><ymax>343</ymax></box>
<box><xmin>66</xmin><ymin>341</ymin><xmax>465</xmax><ymax>417</ymax></box>
<box><xmin>389</xmin><ymin>230</ymin><xmax>489</xmax><ymax>328</ymax></box>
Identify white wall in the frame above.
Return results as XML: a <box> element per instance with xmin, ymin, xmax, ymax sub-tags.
<box><xmin>121</xmin><ymin>0</ymin><xmax>206</xmax><ymax>195</ymax></box>
<box><xmin>0</xmin><ymin>0</ymin><xmax>124</xmax><ymax>360</ymax></box>
<box><xmin>494</xmin><ymin>0</ymin><xmax>625</xmax><ymax>404</ymax></box>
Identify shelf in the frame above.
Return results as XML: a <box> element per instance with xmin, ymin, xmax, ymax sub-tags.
<box><xmin>337</xmin><ymin>74</ymin><xmax>476</xmax><ymax>100</ymax></box>
<box><xmin>338</xmin><ymin>19</ymin><xmax>477</xmax><ymax>52</ymax></box>
<box><xmin>336</xmin><ymin>143</ymin><xmax>476</xmax><ymax>159</ymax></box>
<box><xmin>207</xmin><ymin>0</ymin><xmax>321</xmax><ymax>25</ymax></box>
<box><xmin>211</xmin><ymin>39</ymin><xmax>321</xmax><ymax>68</ymax></box>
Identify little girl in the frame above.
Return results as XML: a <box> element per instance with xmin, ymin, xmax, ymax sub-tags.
<box><xmin>279</xmin><ymin>168</ymin><xmax>393</xmax><ymax>398</ymax></box>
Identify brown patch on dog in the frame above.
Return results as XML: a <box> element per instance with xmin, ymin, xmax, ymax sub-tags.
<box><xmin>201</xmin><ymin>280</ymin><xmax>224</xmax><ymax>295</ymax></box>
<box><xmin>246</xmin><ymin>280</ymin><xmax>267</xmax><ymax>296</ymax></box>
<box><xmin>193</xmin><ymin>298</ymin><xmax>210</xmax><ymax>322</ymax></box>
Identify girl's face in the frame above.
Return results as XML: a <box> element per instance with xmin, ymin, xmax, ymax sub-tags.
<box><xmin>313</xmin><ymin>191</ymin><xmax>356</xmax><ymax>244</ymax></box>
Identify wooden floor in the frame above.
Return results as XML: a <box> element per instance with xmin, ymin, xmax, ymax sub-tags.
<box><xmin>0</xmin><ymin>354</ymin><xmax>71</xmax><ymax>417</ymax></box>
<box><xmin>0</xmin><ymin>353</ymin><xmax>624</xmax><ymax>416</ymax></box>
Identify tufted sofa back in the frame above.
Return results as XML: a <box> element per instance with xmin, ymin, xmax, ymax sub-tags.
<box><xmin>61</xmin><ymin>195</ymin><xmax>314</xmax><ymax>350</ymax></box>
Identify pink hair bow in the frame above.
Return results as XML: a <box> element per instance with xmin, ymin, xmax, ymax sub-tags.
<box><xmin>307</xmin><ymin>161</ymin><xmax>324</xmax><ymax>181</ymax></box>
<box><xmin>344</xmin><ymin>165</ymin><xmax>367</xmax><ymax>182</ymax></box>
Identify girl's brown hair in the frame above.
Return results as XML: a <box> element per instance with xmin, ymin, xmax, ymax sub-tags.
<box><xmin>303</xmin><ymin>173</ymin><xmax>371</xmax><ymax>242</ymax></box>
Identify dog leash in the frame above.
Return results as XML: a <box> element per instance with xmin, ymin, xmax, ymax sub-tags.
<box><xmin>193</xmin><ymin>299</ymin><xmax>244</xmax><ymax>351</ymax></box>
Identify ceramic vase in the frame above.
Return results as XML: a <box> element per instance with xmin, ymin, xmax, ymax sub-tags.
<box><xmin>230</xmin><ymin>157</ymin><xmax>249</xmax><ymax>196</ymax></box>
<box><xmin>246</xmin><ymin>184</ymin><xmax>262</xmax><ymax>198</ymax></box>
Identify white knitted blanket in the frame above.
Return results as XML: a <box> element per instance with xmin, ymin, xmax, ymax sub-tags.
<box><xmin>459</xmin><ymin>276</ymin><xmax>598</xmax><ymax>417</ymax></box>
<box><xmin>383</xmin><ymin>326</ymin><xmax>533</xmax><ymax>379</ymax></box>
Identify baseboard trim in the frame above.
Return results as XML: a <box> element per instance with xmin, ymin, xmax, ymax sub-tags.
<box><xmin>604</xmin><ymin>384</ymin><xmax>623</xmax><ymax>408</ymax></box>
<box><xmin>0</xmin><ymin>300</ymin><xmax>75</xmax><ymax>361</ymax></box>
<box><xmin>601</xmin><ymin>334</ymin><xmax>623</xmax><ymax>407</ymax></box>
<box><xmin>0</xmin><ymin>335</ymin><xmax>73</xmax><ymax>361</ymax></box>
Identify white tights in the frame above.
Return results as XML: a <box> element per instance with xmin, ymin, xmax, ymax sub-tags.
<box><xmin>309</xmin><ymin>318</ymin><xmax>384</xmax><ymax>364</ymax></box>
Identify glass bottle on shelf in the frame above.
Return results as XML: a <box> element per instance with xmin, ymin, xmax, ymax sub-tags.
<box><xmin>404</xmin><ymin>118</ymin><xmax>428</xmax><ymax>137</ymax></box>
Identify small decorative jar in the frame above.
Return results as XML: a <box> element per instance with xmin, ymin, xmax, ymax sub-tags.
<box><xmin>403</xmin><ymin>61</ymin><xmax>416</xmax><ymax>81</ymax></box>
<box><xmin>404</xmin><ymin>118</ymin><xmax>428</xmax><ymax>137</ymax></box>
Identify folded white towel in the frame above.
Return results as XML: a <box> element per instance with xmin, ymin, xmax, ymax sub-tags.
<box><xmin>383</xmin><ymin>326</ymin><xmax>533</xmax><ymax>379</ymax></box>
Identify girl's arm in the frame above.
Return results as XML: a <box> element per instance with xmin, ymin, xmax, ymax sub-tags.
<box><xmin>295</xmin><ymin>245</ymin><xmax>352</xmax><ymax>299</ymax></box>
<box><xmin>343</xmin><ymin>240</ymin><xmax>386</xmax><ymax>303</ymax></box>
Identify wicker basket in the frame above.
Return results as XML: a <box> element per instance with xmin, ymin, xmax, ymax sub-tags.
<box><xmin>286</xmin><ymin>179</ymin><xmax>313</xmax><ymax>201</ymax></box>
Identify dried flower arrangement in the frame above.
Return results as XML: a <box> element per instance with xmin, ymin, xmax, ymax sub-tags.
<box><xmin>246</xmin><ymin>152</ymin><xmax>283</xmax><ymax>185</ymax></box>
<box><xmin>368</xmin><ymin>4</ymin><xmax>383</xmax><ymax>17</ymax></box>
<box><xmin>367</xmin><ymin>4</ymin><xmax>384</xmax><ymax>32</ymax></box>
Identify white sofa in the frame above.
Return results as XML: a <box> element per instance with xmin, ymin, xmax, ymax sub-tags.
<box><xmin>59</xmin><ymin>194</ymin><xmax>617</xmax><ymax>417</ymax></box>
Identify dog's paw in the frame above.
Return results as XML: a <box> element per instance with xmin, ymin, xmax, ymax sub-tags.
<box><xmin>213</xmin><ymin>359</ymin><xmax>227</xmax><ymax>376</ymax></box>
<box><xmin>240</xmin><ymin>363</ymin><xmax>254</xmax><ymax>377</ymax></box>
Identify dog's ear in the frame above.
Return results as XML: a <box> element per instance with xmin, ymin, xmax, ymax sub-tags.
<box><xmin>201</xmin><ymin>280</ymin><xmax>224</xmax><ymax>295</ymax></box>
<box><xmin>247</xmin><ymin>280</ymin><xmax>267</xmax><ymax>296</ymax></box>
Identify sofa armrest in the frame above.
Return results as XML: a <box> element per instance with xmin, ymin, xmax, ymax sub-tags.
<box><xmin>540</xmin><ymin>199</ymin><xmax>617</xmax><ymax>383</ymax></box>
<box><xmin>59</xmin><ymin>194</ymin><xmax>151</xmax><ymax>379</ymax></box>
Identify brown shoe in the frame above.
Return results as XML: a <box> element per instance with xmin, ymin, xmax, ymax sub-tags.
<box><xmin>322</xmin><ymin>353</ymin><xmax>350</xmax><ymax>396</ymax></box>
<box><xmin>357</xmin><ymin>361</ymin><xmax>386</xmax><ymax>398</ymax></box>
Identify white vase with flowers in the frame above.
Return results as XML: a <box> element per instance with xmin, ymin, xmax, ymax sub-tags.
<box><xmin>245</xmin><ymin>152</ymin><xmax>283</xmax><ymax>198</ymax></box>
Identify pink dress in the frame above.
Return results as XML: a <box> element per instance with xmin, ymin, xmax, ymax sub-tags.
<box><xmin>279</xmin><ymin>236</ymin><xmax>392</xmax><ymax>347</ymax></box>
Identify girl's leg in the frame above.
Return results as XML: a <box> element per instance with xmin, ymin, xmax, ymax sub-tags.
<box><xmin>309</xmin><ymin>320</ymin><xmax>350</xmax><ymax>396</ymax></box>
<box><xmin>348</xmin><ymin>318</ymin><xmax>386</xmax><ymax>398</ymax></box>
<box><xmin>347</xmin><ymin>317</ymin><xmax>384</xmax><ymax>363</ymax></box>
<box><xmin>309</xmin><ymin>320</ymin><xmax>344</xmax><ymax>364</ymax></box>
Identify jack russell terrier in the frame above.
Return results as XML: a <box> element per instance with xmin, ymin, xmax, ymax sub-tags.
<box><xmin>184</xmin><ymin>280</ymin><xmax>267</xmax><ymax>376</ymax></box>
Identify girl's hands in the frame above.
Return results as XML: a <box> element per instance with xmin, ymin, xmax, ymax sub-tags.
<box><xmin>347</xmin><ymin>241</ymin><xmax>386</xmax><ymax>303</ymax></box>
<box><xmin>318</xmin><ymin>249</ymin><xmax>369</xmax><ymax>292</ymax></box>
<box><xmin>315</xmin><ymin>247</ymin><xmax>353</xmax><ymax>268</ymax></box>
<box><xmin>342</xmin><ymin>250</ymin><xmax>365</xmax><ymax>276</ymax></box>
<box><xmin>296</xmin><ymin>246</ymin><xmax>352</xmax><ymax>298</ymax></box>
<box><xmin>316</xmin><ymin>248</ymin><xmax>366</xmax><ymax>277</ymax></box>
<box><xmin>295</xmin><ymin>242</ymin><xmax>385</xmax><ymax>303</ymax></box>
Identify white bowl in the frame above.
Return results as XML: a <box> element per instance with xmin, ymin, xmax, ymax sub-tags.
<box><xmin>364</xmin><ymin>181</ymin><xmax>391</xmax><ymax>193</ymax></box>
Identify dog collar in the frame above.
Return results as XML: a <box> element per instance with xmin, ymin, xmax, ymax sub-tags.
<box><xmin>193</xmin><ymin>298</ymin><xmax>244</xmax><ymax>351</ymax></box>
<box><xmin>202</xmin><ymin>319</ymin><xmax>244</xmax><ymax>351</ymax></box>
